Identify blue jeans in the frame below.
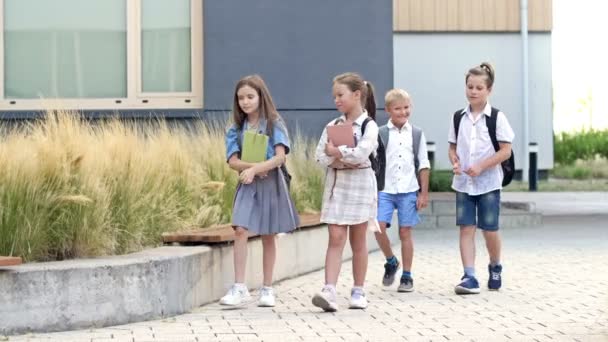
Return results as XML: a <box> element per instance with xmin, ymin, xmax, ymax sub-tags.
<box><xmin>456</xmin><ymin>190</ymin><xmax>500</xmax><ymax>231</ymax></box>
<box><xmin>377</xmin><ymin>191</ymin><xmax>420</xmax><ymax>228</ymax></box>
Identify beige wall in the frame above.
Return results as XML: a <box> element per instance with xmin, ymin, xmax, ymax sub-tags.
<box><xmin>393</xmin><ymin>0</ymin><xmax>552</xmax><ymax>32</ymax></box>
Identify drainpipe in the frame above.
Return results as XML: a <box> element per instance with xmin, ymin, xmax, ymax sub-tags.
<box><xmin>521</xmin><ymin>0</ymin><xmax>530</xmax><ymax>182</ymax></box>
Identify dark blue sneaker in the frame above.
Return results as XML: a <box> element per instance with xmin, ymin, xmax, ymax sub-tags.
<box><xmin>454</xmin><ymin>275</ymin><xmax>480</xmax><ymax>294</ymax></box>
<box><xmin>488</xmin><ymin>264</ymin><xmax>502</xmax><ymax>290</ymax></box>
<box><xmin>382</xmin><ymin>259</ymin><xmax>400</xmax><ymax>286</ymax></box>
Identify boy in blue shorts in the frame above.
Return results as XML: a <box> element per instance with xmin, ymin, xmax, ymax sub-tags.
<box><xmin>374</xmin><ymin>89</ymin><xmax>430</xmax><ymax>292</ymax></box>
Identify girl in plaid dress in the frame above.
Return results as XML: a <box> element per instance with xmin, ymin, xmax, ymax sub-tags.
<box><xmin>312</xmin><ymin>72</ymin><xmax>379</xmax><ymax>311</ymax></box>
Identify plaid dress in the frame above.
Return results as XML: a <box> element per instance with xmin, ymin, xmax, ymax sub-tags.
<box><xmin>315</xmin><ymin>112</ymin><xmax>379</xmax><ymax>229</ymax></box>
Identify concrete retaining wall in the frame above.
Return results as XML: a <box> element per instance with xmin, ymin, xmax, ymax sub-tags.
<box><xmin>0</xmin><ymin>222</ymin><xmax>401</xmax><ymax>335</ymax></box>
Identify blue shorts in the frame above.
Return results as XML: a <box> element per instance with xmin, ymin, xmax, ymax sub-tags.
<box><xmin>377</xmin><ymin>191</ymin><xmax>420</xmax><ymax>228</ymax></box>
<box><xmin>456</xmin><ymin>190</ymin><xmax>501</xmax><ymax>231</ymax></box>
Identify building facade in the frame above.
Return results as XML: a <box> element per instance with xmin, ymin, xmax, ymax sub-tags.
<box><xmin>0</xmin><ymin>0</ymin><xmax>552</xmax><ymax>172</ymax></box>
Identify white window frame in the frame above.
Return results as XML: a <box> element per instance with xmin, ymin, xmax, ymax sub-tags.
<box><xmin>0</xmin><ymin>0</ymin><xmax>203</xmax><ymax>111</ymax></box>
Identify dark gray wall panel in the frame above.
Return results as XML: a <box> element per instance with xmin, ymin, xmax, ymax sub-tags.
<box><xmin>204</xmin><ymin>0</ymin><xmax>393</xmax><ymax>110</ymax></box>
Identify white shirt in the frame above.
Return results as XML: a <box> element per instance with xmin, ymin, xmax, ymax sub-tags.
<box><xmin>448</xmin><ymin>102</ymin><xmax>515</xmax><ymax>195</ymax></box>
<box><xmin>382</xmin><ymin>120</ymin><xmax>431</xmax><ymax>194</ymax></box>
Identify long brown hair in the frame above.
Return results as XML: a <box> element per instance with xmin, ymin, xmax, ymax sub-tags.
<box><xmin>333</xmin><ymin>72</ymin><xmax>376</xmax><ymax>120</ymax></box>
<box><xmin>465</xmin><ymin>62</ymin><xmax>495</xmax><ymax>89</ymax></box>
<box><xmin>232</xmin><ymin>74</ymin><xmax>281</xmax><ymax>134</ymax></box>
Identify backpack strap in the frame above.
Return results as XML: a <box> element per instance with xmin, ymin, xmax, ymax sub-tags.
<box><xmin>485</xmin><ymin>107</ymin><xmax>501</xmax><ymax>152</ymax></box>
<box><xmin>412</xmin><ymin>125</ymin><xmax>422</xmax><ymax>173</ymax></box>
<box><xmin>236</xmin><ymin>124</ymin><xmax>243</xmax><ymax>152</ymax></box>
<box><xmin>378</xmin><ymin>125</ymin><xmax>389</xmax><ymax>150</ymax></box>
<box><xmin>361</xmin><ymin>116</ymin><xmax>373</xmax><ymax>136</ymax></box>
<box><xmin>453</xmin><ymin>109</ymin><xmax>465</xmax><ymax>141</ymax></box>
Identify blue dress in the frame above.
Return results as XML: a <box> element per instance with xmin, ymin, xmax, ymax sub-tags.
<box><xmin>225</xmin><ymin>119</ymin><xmax>299</xmax><ymax>235</ymax></box>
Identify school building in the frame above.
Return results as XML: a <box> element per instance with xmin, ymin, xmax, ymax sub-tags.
<box><xmin>0</xmin><ymin>0</ymin><xmax>553</xmax><ymax>173</ymax></box>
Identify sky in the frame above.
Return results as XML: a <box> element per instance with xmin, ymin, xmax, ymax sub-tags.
<box><xmin>552</xmin><ymin>0</ymin><xmax>608</xmax><ymax>132</ymax></box>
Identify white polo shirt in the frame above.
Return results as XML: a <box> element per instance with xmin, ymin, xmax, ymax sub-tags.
<box><xmin>382</xmin><ymin>120</ymin><xmax>430</xmax><ymax>194</ymax></box>
<box><xmin>448</xmin><ymin>102</ymin><xmax>515</xmax><ymax>195</ymax></box>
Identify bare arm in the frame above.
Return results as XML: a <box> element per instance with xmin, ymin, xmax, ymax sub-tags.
<box><xmin>228</xmin><ymin>155</ymin><xmax>255</xmax><ymax>172</ymax></box>
<box><xmin>315</xmin><ymin>126</ymin><xmax>337</xmax><ymax>167</ymax></box>
<box><xmin>253</xmin><ymin>145</ymin><xmax>287</xmax><ymax>174</ymax></box>
<box><xmin>338</xmin><ymin>122</ymin><xmax>378</xmax><ymax>165</ymax></box>
<box><xmin>416</xmin><ymin>168</ymin><xmax>430</xmax><ymax>210</ymax></box>
<box><xmin>238</xmin><ymin>145</ymin><xmax>287</xmax><ymax>184</ymax></box>
<box><xmin>448</xmin><ymin>143</ymin><xmax>461</xmax><ymax>175</ymax></box>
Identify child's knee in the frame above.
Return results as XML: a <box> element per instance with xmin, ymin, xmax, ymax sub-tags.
<box><xmin>399</xmin><ymin>227</ymin><xmax>413</xmax><ymax>241</ymax></box>
<box><xmin>328</xmin><ymin>231</ymin><xmax>347</xmax><ymax>247</ymax></box>
<box><xmin>234</xmin><ymin>227</ymin><xmax>248</xmax><ymax>238</ymax></box>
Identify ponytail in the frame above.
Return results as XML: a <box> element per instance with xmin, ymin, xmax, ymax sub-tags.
<box><xmin>333</xmin><ymin>72</ymin><xmax>376</xmax><ymax>120</ymax></box>
<box><xmin>364</xmin><ymin>81</ymin><xmax>376</xmax><ymax>120</ymax></box>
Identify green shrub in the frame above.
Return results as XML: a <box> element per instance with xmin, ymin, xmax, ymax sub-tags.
<box><xmin>429</xmin><ymin>170</ymin><xmax>453</xmax><ymax>192</ymax></box>
<box><xmin>554</xmin><ymin>129</ymin><xmax>608</xmax><ymax>165</ymax></box>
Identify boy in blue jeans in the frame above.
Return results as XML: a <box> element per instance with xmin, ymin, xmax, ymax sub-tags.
<box><xmin>448</xmin><ymin>63</ymin><xmax>514</xmax><ymax>294</ymax></box>
<box><xmin>374</xmin><ymin>89</ymin><xmax>430</xmax><ymax>292</ymax></box>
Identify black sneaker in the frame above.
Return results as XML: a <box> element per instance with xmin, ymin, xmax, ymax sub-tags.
<box><xmin>382</xmin><ymin>259</ymin><xmax>400</xmax><ymax>286</ymax></box>
<box><xmin>397</xmin><ymin>276</ymin><xmax>414</xmax><ymax>292</ymax></box>
<box><xmin>488</xmin><ymin>264</ymin><xmax>502</xmax><ymax>290</ymax></box>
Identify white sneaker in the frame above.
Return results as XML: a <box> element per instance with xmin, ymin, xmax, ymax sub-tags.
<box><xmin>348</xmin><ymin>287</ymin><xmax>368</xmax><ymax>309</ymax></box>
<box><xmin>258</xmin><ymin>286</ymin><xmax>276</xmax><ymax>307</ymax></box>
<box><xmin>312</xmin><ymin>285</ymin><xmax>338</xmax><ymax>312</ymax></box>
<box><xmin>219</xmin><ymin>284</ymin><xmax>251</xmax><ymax>306</ymax></box>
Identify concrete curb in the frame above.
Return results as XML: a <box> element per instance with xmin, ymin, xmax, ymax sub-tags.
<box><xmin>0</xmin><ymin>199</ymin><xmax>539</xmax><ymax>335</ymax></box>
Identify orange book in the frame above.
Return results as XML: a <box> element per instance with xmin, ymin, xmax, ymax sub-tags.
<box><xmin>327</xmin><ymin>124</ymin><xmax>355</xmax><ymax>147</ymax></box>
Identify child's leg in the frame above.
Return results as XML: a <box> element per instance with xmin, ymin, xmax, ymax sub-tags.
<box><xmin>325</xmin><ymin>225</ymin><xmax>348</xmax><ymax>285</ymax></box>
<box><xmin>456</xmin><ymin>191</ymin><xmax>478</xmax><ymax>276</ymax></box>
<box><xmin>261</xmin><ymin>234</ymin><xmax>276</xmax><ymax>287</ymax></box>
<box><xmin>374</xmin><ymin>222</ymin><xmax>394</xmax><ymax>258</ymax></box>
<box><xmin>234</xmin><ymin>227</ymin><xmax>249</xmax><ymax>283</ymax></box>
<box><xmin>478</xmin><ymin>189</ymin><xmax>502</xmax><ymax>265</ymax></box>
<box><xmin>349</xmin><ymin>222</ymin><xmax>368</xmax><ymax>287</ymax></box>
<box><xmin>375</xmin><ymin>192</ymin><xmax>396</xmax><ymax>258</ymax></box>
<box><xmin>399</xmin><ymin>227</ymin><xmax>414</xmax><ymax>272</ymax></box>
<box><xmin>482</xmin><ymin>230</ymin><xmax>501</xmax><ymax>264</ymax></box>
<box><xmin>478</xmin><ymin>190</ymin><xmax>502</xmax><ymax>290</ymax></box>
<box><xmin>459</xmin><ymin>226</ymin><xmax>477</xmax><ymax>271</ymax></box>
<box><xmin>395</xmin><ymin>192</ymin><xmax>421</xmax><ymax>275</ymax></box>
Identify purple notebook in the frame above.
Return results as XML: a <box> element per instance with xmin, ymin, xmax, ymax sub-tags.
<box><xmin>327</xmin><ymin>124</ymin><xmax>355</xmax><ymax>147</ymax></box>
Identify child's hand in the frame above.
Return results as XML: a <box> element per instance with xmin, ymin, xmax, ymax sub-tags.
<box><xmin>416</xmin><ymin>192</ymin><xmax>429</xmax><ymax>211</ymax></box>
<box><xmin>464</xmin><ymin>164</ymin><xmax>483</xmax><ymax>177</ymax></box>
<box><xmin>239</xmin><ymin>167</ymin><xmax>257</xmax><ymax>184</ymax></box>
<box><xmin>452</xmin><ymin>160</ymin><xmax>462</xmax><ymax>175</ymax></box>
<box><xmin>451</xmin><ymin>156</ymin><xmax>461</xmax><ymax>175</ymax></box>
<box><xmin>324</xmin><ymin>140</ymin><xmax>342</xmax><ymax>158</ymax></box>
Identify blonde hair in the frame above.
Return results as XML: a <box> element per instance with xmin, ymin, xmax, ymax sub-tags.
<box><xmin>333</xmin><ymin>72</ymin><xmax>376</xmax><ymax>120</ymax></box>
<box><xmin>384</xmin><ymin>88</ymin><xmax>411</xmax><ymax>108</ymax></box>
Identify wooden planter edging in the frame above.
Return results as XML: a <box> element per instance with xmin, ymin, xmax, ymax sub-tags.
<box><xmin>162</xmin><ymin>213</ymin><xmax>322</xmax><ymax>244</ymax></box>
<box><xmin>0</xmin><ymin>256</ymin><xmax>22</xmax><ymax>267</ymax></box>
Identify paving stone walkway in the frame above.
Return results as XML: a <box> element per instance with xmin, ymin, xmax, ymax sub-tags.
<box><xmin>6</xmin><ymin>215</ymin><xmax>608</xmax><ymax>342</ymax></box>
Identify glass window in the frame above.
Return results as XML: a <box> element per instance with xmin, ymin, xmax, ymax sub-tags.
<box><xmin>3</xmin><ymin>0</ymin><xmax>127</xmax><ymax>99</ymax></box>
<box><xmin>141</xmin><ymin>0</ymin><xmax>191</xmax><ymax>93</ymax></box>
